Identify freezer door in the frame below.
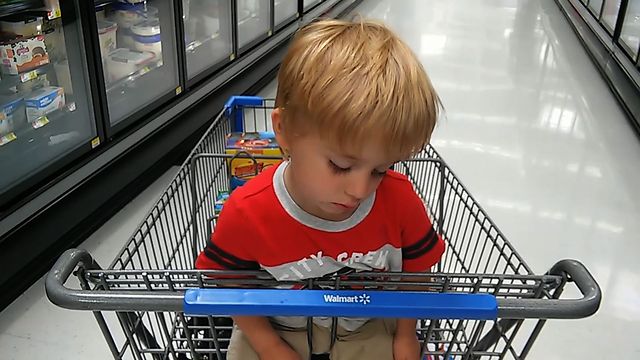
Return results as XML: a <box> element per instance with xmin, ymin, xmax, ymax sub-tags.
<box><xmin>0</xmin><ymin>0</ymin><xmax>99</xmax><ymax>208</ymax></box>
<box><xmin>619</xmin><ymin>0</ymin><xmax>640</xmax><ymax>62</ymax></box>
<box><xmin>237</xmin><ymin>0</ymin><xmax>271</xmax><ymax>52</ymax></box>
<box><xmin>94</xmin><ymin>0</ymin><xmax>180</xmax><ymax>127</ymax></box>
<box><xmin>183</xmin><ymin>0</ymin><xmax>233</xmax><ymax>81</ymax></box>
<box><xmin>303</xmin><ymin>0</ymin><xmax>321</xmax><ymax>12</ymax></box>
<box><xmin>274</xmin><ymin>0</ymin><xmax>297</xmax><ymax>29</ymax></box>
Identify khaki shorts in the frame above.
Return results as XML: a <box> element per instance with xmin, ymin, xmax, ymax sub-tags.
<box><xmin>227</xmin><ymin>318</ymin><xmax>397</xmax><ymax>360</ymax></box>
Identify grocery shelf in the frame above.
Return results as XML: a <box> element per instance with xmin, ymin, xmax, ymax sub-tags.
<box><xmin>105</xmin><ymin>58</ymin><xmax>164</xmax><ymax>94</ymax></box>
<box><xmin>0</xmin><ymin>0</ymin><xmax>45</xmax><ymax>19</ymax></box>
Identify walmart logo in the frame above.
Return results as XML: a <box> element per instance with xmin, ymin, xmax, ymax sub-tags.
<box><xmin>323</xmin><ymin>293</ymin><xmax>371</xmax><ymax>305</ymax></box>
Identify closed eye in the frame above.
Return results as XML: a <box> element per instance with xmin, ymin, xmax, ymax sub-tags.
<box><xmin>329</xmin><ymin>160</ymin><xmax>350</xmax><ymax>174</ymax></box>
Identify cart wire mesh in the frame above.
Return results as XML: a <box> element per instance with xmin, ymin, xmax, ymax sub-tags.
<box><xmin>50</xmin><ymin>99</ymin><xmax>597</xmax><ymax>360</ymax></box>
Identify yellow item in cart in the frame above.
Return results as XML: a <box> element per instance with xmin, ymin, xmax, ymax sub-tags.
<box><xmin>225</xmin><ymin>132</ymin><xmax>282</xmax><ymax>188</ymax></box>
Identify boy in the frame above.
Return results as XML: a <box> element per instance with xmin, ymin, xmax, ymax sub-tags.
<box><xmin>196</xmin><ymin>18</ymin><xmax>445</xmax><ymax>360</ymax></box>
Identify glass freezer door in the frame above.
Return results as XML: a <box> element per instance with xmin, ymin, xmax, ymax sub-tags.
<box><xmin>236</xmin><ymin>0</ymin><xmax>271</xmax><ymax>52</ymax></box>
<box><xmin>0</xmin><ymin>0</ymin><xmax>98</xmax><ymax>206</ymax></box>
<box><xmin>182</xmin><ymin>0</ymin><xmax>233</xmax><ymax>81</ymax></box>
<box><xmin>94</xmin><ymin>0</ymin><xmax>179</xmax><ymax>127</ymax></box>
<box><xmin>274</xmin><ymin>0</ymin><xmax>297</xmax><ymax>30</ymax></box>
<box><xmin>619</xmin><ymin>0</ymin><xmax>640</xmax><ymax>61</ymax></box>
<box><xmin>303</xmin><ymin>0</ymin><xmax>321</xmax><ymax>12</ymax></box>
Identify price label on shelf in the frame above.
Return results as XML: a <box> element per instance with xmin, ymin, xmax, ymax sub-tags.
<box><xmin>48</xmin><ymin>9</ymin><xmax>62</xmax><ymax>20</ymax></box>
<box><xmin>32</xmin><ymin>116</ymin><xmax>50</xmax><ymax>129</ymax></box>
<box><xmin>0</xmin><ymin>132</ymin><xmax>17</xmax><ymax>146</ymax></box>
<box><xmin>20</xmin><ymin>70</ymin><xmax>38</xmax><ymax>83</ymax></box>
<box><xmin>91</xmin><ymin>137</ymin><xmax>100</xmax><ymax>149</ymax></box>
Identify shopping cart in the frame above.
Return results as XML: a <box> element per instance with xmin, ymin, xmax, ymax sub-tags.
<box><xmin>46</xmin><ymin>96</ymin><xmax>601</xmax><ymax>360</ymax></box>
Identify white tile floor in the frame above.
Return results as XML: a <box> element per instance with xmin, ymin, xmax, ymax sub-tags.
<box><xmin>2</xmin><ymin>0</ymin><xmax>640</xmax><ymax>358</ymax></box>
<box><xmin>0</xmin><ymin>167</ymin><xmax>179</xmax><ymax>359</ymax></box>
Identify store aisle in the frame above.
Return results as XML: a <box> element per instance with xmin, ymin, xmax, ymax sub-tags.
<box><xmin>1</xmin><ymin>0</ymin><xmax>638</xmax><ymax>359</ymax></box>
<box><xmin>347</xmin><ymin>0</ymin><xmax>639</xmax><ymax>359</ymax></box>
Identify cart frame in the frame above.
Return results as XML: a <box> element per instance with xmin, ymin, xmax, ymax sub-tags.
<box><xmin>47</xmin><ymin>96</ymin><xmax>600</xmax><ymax>360</ymax></box>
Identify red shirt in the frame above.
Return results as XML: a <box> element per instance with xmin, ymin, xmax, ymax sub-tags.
<box><xmin>196</xmin><ymin>161</ymin><xmax>445</xmax><ymax>279</ymax></box>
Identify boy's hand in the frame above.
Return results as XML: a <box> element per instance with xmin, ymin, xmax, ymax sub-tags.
<box><xmin>258</xmin><ymin>340</ymin><xmax>302</xmax><ymax>360</ymax></box>
<box><xmin>393</xmin><ymin>332</ymin><xmax>421</xmax><ymax>360</ymax></box>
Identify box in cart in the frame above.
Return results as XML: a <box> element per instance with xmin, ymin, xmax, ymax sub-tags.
<box><xmin>214</xmin><ymin>191</ymin><xmax>230</xmax><ymax>214</ymax></box>
<box><xmin>0</xmin><ymin>35</ymin><xmax>49</xmax><ymax>75</ymax></box>
<box><xmin>225</xmin><ymin>132</ymin><xmax>282</xmax><ymax>187</ymax></box>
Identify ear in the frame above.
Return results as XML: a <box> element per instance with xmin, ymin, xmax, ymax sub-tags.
<box><xmin>272</xmin><ymin>107</ymin><xmax>289</xmax><ymax>151</ymax></box>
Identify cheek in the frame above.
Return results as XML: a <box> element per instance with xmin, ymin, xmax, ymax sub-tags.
<box><xmin>299</xmin><ymin>162</ymin><xmax>333</xmax><ymax>190</ymax></box>
<box><xmin>371</xmin><ymin>177</ymin><xmax>383</xmax><ymax>189</ymax></box>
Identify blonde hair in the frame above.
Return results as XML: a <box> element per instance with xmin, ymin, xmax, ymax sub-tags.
<box><xmin>275</xmin><ymin>18</ymin><xmax>441</xmax><ymax>158</ymax></box>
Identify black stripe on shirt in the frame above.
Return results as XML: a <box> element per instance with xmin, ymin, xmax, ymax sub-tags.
<box><xmin>402</xmin><ymin>228</ymin><xmax>439</xmax><ymax>260</ymax></box>
<box><xmin>204</xmin><ymin>242</ymin><xmax>260</xmax><ymax>270</ymax></box>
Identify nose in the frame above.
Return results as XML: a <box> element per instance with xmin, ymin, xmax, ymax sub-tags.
<box><xmin>345</xmin><ymin>172</ymin><xmax>374</xmax><ymax>201</ymax></box>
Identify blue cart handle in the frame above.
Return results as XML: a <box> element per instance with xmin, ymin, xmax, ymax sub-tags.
<box><xmin>224</xmin><ymin>96</ymin><xmax>264</xmax><ymax>132</ymax></box>
<box><xmin>184</xmin><ymin>289</ymin><xmax>498</xmax><ymax>320</ymax></box>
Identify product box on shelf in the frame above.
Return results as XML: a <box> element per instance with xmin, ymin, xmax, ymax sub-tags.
<box><xmin>106</xmin><ymin>48</ymin><xmax>156</xmax><ymax>83</ymax></box>
<box><xmin>98</xmin><ymin>20</ymin><xmax>118</xmax><ymax>59</ymax></box>
<box><xmin>25</xmin><ymin>86</ymin><xmax>65</xmax><ymax>123</ymax></box>
<box><xmin>0</xmin><ymin>95</ymin><xmax>24</xmax><ymax>135</ymax></box>
<box><xmin>225</xmin><ymin>132</ymin><xmax>282</xmax><ymax>189</ymax></box>
<box><xmin>131</xmin><ymin>19</ymin><xmax>162</xmax><ymax>60</ymax></box>
<box><xmin>0</xmin><ymin>35</ymin><xmax>49</xmax><ymax>75</ymax></box>
<box><xmin>0</xmin><ymin>15</ymin><xmax>43</xmax><ymax>38</ymax></box>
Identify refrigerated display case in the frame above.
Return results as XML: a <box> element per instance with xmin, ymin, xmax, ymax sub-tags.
<box><xmin>0</xmin><ymin>0</ymin><xmax>99</xmax><ymax>207</ymax></box>
<box><xmin>619</xmin><ymin>0</ymin><xmax>639</xmax><ymax>60</ymax></box>
<box><xmin>93</xmin><ymin>0</ymin><xmax>179</xmax><ymax>130</ymax></box>
<box><xmin>601</xmin><ymin>0</ymin><xmax>621</xmax><ymax>33</ymax></box>
<box><xmin>0</xmin><ymin>0</ymin><xmax>360</xmax><ymax>312</ymax></box>
<box><xmin>182</xmin><ymin>0</ymin><xmax>233</xmax><ymax>83</ymax></box>
<box><xmin>236</xmin><ymin>0</ymin><xmax>271</xmax><ymax>53</ymax></box>
<box><xmin>274</xmin><ymin>0</ymin><xmax>298</xmax><ymax>31</ymax></box>
<box><xmin>303</xmin><ymin>0</ymin><xmax>321</xmax><ymax>12</ymax></box>
<box><xmin>555</xmin><ymin>0</ymin><xmax>640</xmax><ymax>132</ymax></box>
<box><xmin>587</xmin><ymin>0</ymin><xmax>603</xmax><ymax>17</ymax></box>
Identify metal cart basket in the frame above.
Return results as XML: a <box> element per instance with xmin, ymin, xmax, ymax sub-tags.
<box><xmin>46</xmin><ymin>96</ymin><xmax>601</xmax><ymax>360</ymax></box>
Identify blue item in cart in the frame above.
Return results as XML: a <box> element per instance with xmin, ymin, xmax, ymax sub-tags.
<box><xmin>214</xmin><ymin>191</ymin><xmax>230</xmax><ymax>214</ymax></box>
<box><xmin>230</xmin><ymin>175</ymin><xmax>246</xmax><ymax>191</ymax></box>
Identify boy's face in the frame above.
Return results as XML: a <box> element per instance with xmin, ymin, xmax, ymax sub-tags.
<box><xmin>273</xmin><ymin>108</ymin><xmax>397</xmax><ymax>222</ymax></box>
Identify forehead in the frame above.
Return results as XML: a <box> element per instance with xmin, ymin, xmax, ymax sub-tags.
<box><xmin>318</xmin><ymin>132</ymin><xmax>401</xmax><ymax>166</ymax></box>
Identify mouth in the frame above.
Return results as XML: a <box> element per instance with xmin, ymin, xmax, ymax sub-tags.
<box><xmin>332</xmin><ymin>202</ymin><xmax>358</xmax><ymax>210</ymax></box>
